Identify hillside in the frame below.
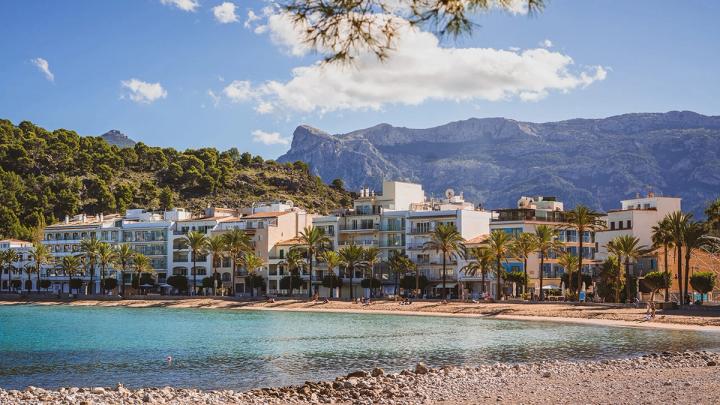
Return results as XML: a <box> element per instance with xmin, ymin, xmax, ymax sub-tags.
<box><xmin>0</xmin><ymin>120</ymin><xmax>351</xmax><ymax>240</ymax></box>
<box><xmin>279</xmin><ymin>111</ymin><xmax>720</xmax><ymax>215</ymax></box>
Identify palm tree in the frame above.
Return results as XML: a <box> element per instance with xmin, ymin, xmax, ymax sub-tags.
<box><xmin>461</xmin><ymin>246</ymin><xmax>493</xmax><ymax>299</ymax></box>
<box><xmin>387</xmin><ymin>251</ymin><xmax>410</xmax><ymax>297</ymax></box>
<box><xmin>510</xmin><ymin>232</ymin><xmax>537</xmax><ymax>296</ymax></box>
<box><xmin>705</xmin><ymin>197</ymin><xmax>720</xmax><ymax>235</ymax></box>
<box><xmin>296</xmin><ymin>227</ymin><xmax>331</xmax><ymax>298</ymax></box>
<box><xmin>284</xmin><ymin>248</ymin><xmax>307</xmax><ymax>296</ymax></box>
<box><xmin>338</xmin><ymin>244</ymin><xmax>368</xmax><ymax>300</ymax></box>
<box><xmin>482</xmin><ymin>230</ymin><xmax>513</xmax><ymax>300</ymax></box>
<box><xmin>666</xmin><ymin>211</ymin><xmax>690</xmax><ymax>304</ymax></box>
<box><xmin>562</xmin><ymin>205</ymin><xmax>606</xmax><ymax>296</ymax></box>
<box><xmin>114</xmin><ymin>244</ymin><xmax>134</xmax><ymax>296</ymax></box>
<box><xmin>206</xmin><ymin>235</ymin><xmax>227</xmax><ymax>296</ymax></box>
<box><xmin>222</xmin><ymin>228</ymin><xmax>252</xmax><ymax>296</ymax></box>
<box><xmin>60</xmin><ymin>255</ymin><xmax>82</xmax><ymax>294</ymax></box>
<box><xmin>96</xmin><ymin>242</ymin><xmax>116</xmax><ymax>294</ymax></box>
<box><xmin>80</xmin><ymin>238</ymin><xmax>102</xmax><ymax>295</ymax></box>
<box><xmin>23</xmin><ymin>263</ymin><xmax>36</xmax><ymax>293</ymax></box>
<box><xmin>1</xmin><ymin>249</ymin><xmax>19</xmax><ymax>292</ymax></box>
<box><xmin>183</xmin><ymin>230</ymin><xmax>209</xmax><ymax>295</ymax></box>
<box><xmin>534</xmin><ymin>225</ymin><xmax>562</xmax><ymax>301</ymax></box>
<box><xmin>683</xmin><ymin>221</ymin><xmax>707</xmax><ymax>303</ymax></box>
<box><xmin>319</xmin><ymin>250</ymin><xmax>342</xmax><ymax>297</ymax></box>
<box><xmin>28</xmin><ymin>243</ymin><xmax>52</xmax><ymax>293</ymax></box>
<box><xmin>363</xmin><ymin>246</ymin><xmax>381</xmax><ymax>297</ymax></box>
<box><xmin>606</xmin><ymin>235</ymin><xmax>650</xmax><ymax>303</ymax></box>
<box><xmin>243</xmin><ymin>252</ymin><xmax>264</xmax><ymax>297</ymax></box>
<box><xmin>558</xmin><ymin>251</ymin><xmax>580</xmax><ymax>294</ymax></box>
<box><xmin>422</xmin><ymin>223</ymin><xmax>465</xmax><ymax>300</ymax></box>
<box><xmin>651</xmin><ymin>218</ymin><xmax>675</xmax><ymax>302</ymax></box>
<box><xmin>132</xmin><ymin>253</ymin><xmax>153</xmax><ymax>293</ymax></box>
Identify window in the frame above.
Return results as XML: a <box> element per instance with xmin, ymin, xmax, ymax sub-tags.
<box><xmin>192</xmin><ymin>267</ymin><xmax>207</xmax><ymax>276</ymax></box>
<box><xmin>173</xmin><ymin>267</ymin><xmax>187</xmax><ymax>276</ymax></box>
<box><xmin>279</xmin><ymin>249</ymin><xmax>285</xmax><ymax>259</ymax></box>
<box><xmin>610</xmin><ymin>222</ymin><xmax>615</xmax><ymax>230</ymax></box>
<box><xmin>619</xmin><ymin>222</ymin><xmax>624</xmax><ymax>230</ymax></box>
<box><xmin>627</xmin><ymin>220</ymin><xmax>632</xmax><ymax>229</ymax></box>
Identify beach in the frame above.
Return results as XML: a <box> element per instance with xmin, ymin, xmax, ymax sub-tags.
<box><xmin>3</xmin><ymin>297</ymin><xmax>720</xmax><ymax>331</ymax></box>
<box><xmin>1</xmin><ymin>351</ymin><xmax>718</xmax><ymax>404</ymax></box>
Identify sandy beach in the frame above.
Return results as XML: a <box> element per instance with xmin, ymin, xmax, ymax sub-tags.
<box><xmin>3</xmin><ymin>297</ymin><xmax>720</xmax><ymax>332</ymax></box>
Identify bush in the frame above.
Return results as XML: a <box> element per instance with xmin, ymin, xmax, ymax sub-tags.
<box><xmin>560</xmin><ymin>271</ymin><xmax>592</xmax><ymax>291</ymax></box>
<box><xmin>503</xmin><ymin>271</ymin><xmax>528</xmax><ymax>285</ymax></box>
<box><xmin>69</xmin><ymin>278</ymin><xmax>83</xmax><ymax>291</ymax></box>
<box><xmin>101</xmin><ymin>278</ymin><xmax>118</xmax><ymax>292</ymax></box>
<box><xmin>201</xmin><ymin>277</ymin><xmax>214</xmax><ymax>289</ymax></box>
<box><xmin>39</xmin><ymin>279</ymin><xmax>51</xmax><ymax>290</ymax></box>
<box><xmin>132</xmin><ymin>273</ymin><xmax>155</xmax><ymax>288</ymax></box>
<box><xmin>167</xmin><ymin>275</ymin><xmax>189</xmax><ymax>292</ymax></box>
<box><xmin>322</xmin><ymin>273</ymin><xmax>343</xmax><ymax>289</ymax></box>
<box><xmin>10</xmin><ymin>279</ymin><xmax>21</xmax><ymax>289</ymax></box>
<box><xmin>400</xmin><ymin>275</ymin><xmax>429</xmax><ymax>292</ymax></box>
<box><xmin>360</xmin><ymin>278</ymin><xmax>381</xmax><ymax>289</ymax></box>
<box><xmin>247</xmin><ymin>274</ymin><xmax>266</xmax><ymax>290</ymax></box>
<box><xmin>642</xmin><ymin>272</ymin><xmax>671</xmax><ymax>294</ymax></box>
<box><xmin>690</xmin><ymin>271</ymin><xmax>716</xmax><ymax>303</ymax></box>
<box><xmin>280</xmin><ymin>274</ymin><xmax>303</xmax><ymax>291</ymax></box>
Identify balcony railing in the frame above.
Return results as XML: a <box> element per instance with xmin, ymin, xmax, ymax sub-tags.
<box><xmin>337</xmin><ymin>240</ymin><xmax>378</xmax><ymax>247</ymax></box>
<box><xmin>339</xmin><ymin>224</ymin><xmax>379</xmax><ymax>231</ymax></box>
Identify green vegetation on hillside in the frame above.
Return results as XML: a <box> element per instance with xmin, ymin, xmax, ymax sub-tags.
<box><xmin>0</xmin><ymin>120</ymin><xmax>351</xmax><ymax>240</ymax></box>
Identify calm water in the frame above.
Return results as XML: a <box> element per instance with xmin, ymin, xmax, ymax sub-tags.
<box><xmin>1</xmin><ymin>305</ymin><xmax>720</xmax><ymax>390</ymax></box>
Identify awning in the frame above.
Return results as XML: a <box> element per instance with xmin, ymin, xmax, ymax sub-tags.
<box><xmin>140</xmin><ymin>283</ymin><xmax>154</xmax><ymax>288</ymax></box>
<box><xmin>542</xmin><ymin>285</ymin><xmax>560</xmax><ymax>290</ymax></box>
<box><xmin>433</xmin><ymin>282</ymin><xmax>457</xmax><ymax>289</ymax></box>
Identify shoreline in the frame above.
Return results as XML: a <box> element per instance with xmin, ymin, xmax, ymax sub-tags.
<box><xmin>2</xmin><ymin>351</ymin><xmax>719</xmax><ymax>404</ymax></box>
<box><xmin>3</xmin><ymin>297</ymin><xmax>720</xmax><ymax>332</ymax></box>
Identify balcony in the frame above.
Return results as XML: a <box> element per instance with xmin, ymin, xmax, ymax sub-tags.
<box><xmin>337</xmin><ymin>240</ymin><xmax>378</xmax><ymax>247</ymax></box>
<box><xmin>339</xmin><ymin>224</ymin><xmax>378</xmax><ymax>232</ymax></box>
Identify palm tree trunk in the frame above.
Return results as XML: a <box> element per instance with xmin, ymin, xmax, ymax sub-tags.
<box><xmin>231</xmin><ymin>259</ymin><xmax>236</xmax><ymax>297</ymax></box>
<box><xmin>663</xmin><ymin>244</ymin><xmax>669</xmax><ymax>302</ymax></box>
<box><xmin>120</xmin><ymin>270</ymin><xmax>125</xmax><ymax>296</ymax></box>
<box><xmin>250</xmin><ymin>274</ymin><xmax>255</xmax><ymax>297</ymax></box>
<box><xmin>481</xmin><ymin>270</ymin><xmax>486</xmax><ymax>297</ymax></box>
<box><xmin>88</xmin><ymin>261</ymin><xmax>94</xmax><ymax>295</ymax></box>
<box><xmin>441</xmin><ymin>253</ymin><xmax>447</xmax><ymax>300</ymax></box>
<box><xmin>577</xmin><ymin>233</ymin><xmax>584</xmax><ymax>298</ymax></box>
<box><xmin>308</xmin><ymin>249</ymin><xmax>314</xmax><ymax>298</ymax></box>
<box><xmin>26</xmin><ymin>272</ymin><xmax>31</xmax><ymax>293</ymax></box>
<box><xmin>415</xmin><ymin>269</ymin><xmax>419</xmax><ymax>298</ymax></box>
<box><xmin>523</xmin><ymin>257</ymin><xmax>528</xmax><ymax>297</ymax></box>
<box><xmin>394</xmin><ymin>269</ymin><xmax>399</xmax><ymax>296</ymax></box>
<box><xmin>684</xmin><ymin>252</ymin><xmax>691</xmax><ymax>305</ymax></box>
<box><xmin>676</xmin><ymin>245</ymin><xmax>683</xmax><ymax>305</ymax></box>
<box><xmin>213</xmin><ymin>264</ymin><xmax>218</xmax><ymax>296</ymax></box>
<box><xmin>349</xmin><ymin>266</ymin><xmax>354</xmax><ymax>301</ymax></box>
<box><xmin>35</xmin><ymin>266</ymin><xmax>41</xmax><ymax>293</ymax></box>
<box><xmin>625</xmin><ymin>258</ymin><xmax>632</xmax><ymax>303</ymax></box>
<box><xmin>496</xmin><ymin>258</ymin><xmax>502</xmax><ymax>300</ymax></box>
<box><xmin>539</xmin><ymin>253</ymin><xmax>544</xmax><ymax>301</ymax></box>
<box><xmin>192</xmin><ymin>255</ymin><xmax>197</xmax><ymax>296</ymax></box>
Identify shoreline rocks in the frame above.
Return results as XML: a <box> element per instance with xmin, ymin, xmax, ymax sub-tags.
<box><xmin>1</xmin><ymin>351</ymin><xmax>720</xmax><ymax>404</ymax></box>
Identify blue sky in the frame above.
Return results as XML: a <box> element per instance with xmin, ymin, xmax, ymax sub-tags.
<box><xmin>1</xmin><ymin>0</ymin><xmax>718</xmax><ymax>158</ymax></box>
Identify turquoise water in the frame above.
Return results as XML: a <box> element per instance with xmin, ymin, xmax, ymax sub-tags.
<box><xmin>1</xmin><ymin>305</ymin><xmax>719</xmax><ymax>390</ymax></box>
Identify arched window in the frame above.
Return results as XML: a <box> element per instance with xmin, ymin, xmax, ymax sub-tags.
<box><xmin>173</xmin><ymin>267</ymin><xmax>187</xmax><ymax>276</ymax></box>
<box><xmin>191</xmin><ymin>266</ymin><xmax>207</xmax><ymax>276</ymax></box>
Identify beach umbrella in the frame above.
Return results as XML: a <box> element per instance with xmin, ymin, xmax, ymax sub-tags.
<box><xmin>140</xmin><ymin>283</ymin><xmax>154</xmax><ymax>288</ymax></box>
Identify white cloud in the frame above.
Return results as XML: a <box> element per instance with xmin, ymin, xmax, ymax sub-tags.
<box><xmin>207</xmin><ymin>89</ymin><xmax>221</xmax><ymax>107</ymax></box>
<box><xmin>212</xmin><ymin>2</ymin><xmax>238</xmax><ymax>24</ymax></box>
<box><xmin>540</xmin><ymin>39</ymin><xmax>553</xmax><ymax>48</ymax></box>
<box><xmin>160</xmin><ymin>0</ymin><xmax>199</xmax><ymax>12</ymax></box>
<box><xmin>252</xmin><ymin>129</ymin><xmax>290</xmax><ymax>146</ymax></box>
<box><xmin>244</xmin><ymin>10</ymin><xmax>261</xmax><ymax>28</ymax></box>
<box><xmin>30</xmin><ymin>57</ymin><xmax>54</xmax><ymax>82</ymax></box>
<box><xmin>222</xmin><ymin>80</ymin><xmax>257</xmax><ymax>102</ymax></box>
<box><xmin>254</xmin><ymin>101</ymin><xmax>275</xmax><ymax>114</ymax></box>
<box><xmin>245</xmin><ymin>17</ymin><xmax>607</xmax><ymax>113</ymax></box>
<box><xmin>121</xmin><ymin>79</ymin><xmax>167</xmax><ymax>104</ymax></box>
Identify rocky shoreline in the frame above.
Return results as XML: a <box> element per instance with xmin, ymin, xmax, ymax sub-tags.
<box><xmin>2</xmin><ymin>351</ymin><xmax>719</xmax><ymax>404</ymax></box>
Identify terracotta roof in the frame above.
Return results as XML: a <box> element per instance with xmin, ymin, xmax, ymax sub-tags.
<box><xmin>464</xmin><ymin>234</ymin><xmax>489</xmax><ymax>245</ymax></box>
<box><xmin>243</xmin><ymin>211</ymin><xmax>291</xmax><ymax>219</ymax></box>
<box><xmin>276</xmin><ymin>237</ymin><xmax>303</xmax><ymax>246</ymax></box>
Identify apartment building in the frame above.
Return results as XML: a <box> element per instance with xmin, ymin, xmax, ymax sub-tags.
<box><xmin>0</xmin><ymin>239</ymin><xmax>34</xmax><ymax>291</ymax></box>
<box><xmin>484</xmin><ymin>196</ymin><xmax>600</xmax><ymax>299</ymax></box>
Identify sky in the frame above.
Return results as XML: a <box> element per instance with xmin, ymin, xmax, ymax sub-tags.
<box><xmin>1</xmin><ymin>0</ymin><xmax>719</xmax><ymax>158</ymax></box>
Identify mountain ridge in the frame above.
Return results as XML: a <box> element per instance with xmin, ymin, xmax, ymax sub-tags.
<box><xmin>279</xmin><ymin>111</ymin><xmax>720</xmax><ymax>215</ymax></box>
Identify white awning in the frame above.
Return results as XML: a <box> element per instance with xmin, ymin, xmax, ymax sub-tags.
<box><xmin>542</xmin><ymin>285</ymin><xmax>560</xmax><ymax>290</ymax></box>
<box><xmin>433</xmin><ymin>283</ymin><xmax>457</xmax><ymax>289</ymax></box>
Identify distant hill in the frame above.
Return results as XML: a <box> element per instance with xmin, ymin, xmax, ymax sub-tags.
<box><xmin>0</xmin><ymin>119</ymin><xmax>351</xmax><ymax>240</ymax></box>
<box><xmin>100</xmin><ymin>129</ymin><xmax>136</xmax><ymax>148</ymax></box>
<box><xmin>279</xmin><ymin>111</ymin><xmax>720</xmax><ymax>215</ymax></box>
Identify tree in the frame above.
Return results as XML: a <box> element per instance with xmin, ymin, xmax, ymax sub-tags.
<box><xmin>102</xmin><ymin>277</ymin><xmax>118</xmax><ymax>292</ymax></box>
<box><xmin>401</xmin><ymin>274</ymin><xmax>429</xmax><ymax>293</ymax></box>
<box><xmin>606</xmin><ymin>235</ymin><xmax>651</xmax><ymax>303</ymax></box>
<box><xmin>534</xmin><ymin>225</ymin><xmax>562</xmax><ymax>301</ymax></box>
<box><xmin>283</xmin><ymin>0</ymin><xmax>544</xmax><ymax>63</ymax></box>
<box><xmin>60</xmin><ymin>255</ymin><xmax>82</xmax><ymax>294</ymax></box>
<box><xmin>596</xmin><ymin>257</ymin><xmax>621</xmax><ymax>302</ymax></box>
<box><xmin>330</xmin><ymin>178</ymin><xmax>345</xmax><ymax>190</ymax></box>
<box><xmin>643</xmin><ymin>271</ymin><xmax>671</xmax><ymax>303</ymax></box>
<box><xmin>132</xmin><ymin>254</ymin><xmax>153</xmax><ymax>291</ymax></box>
<box><xmin>23</xmin><ymin>264</ymin><xmax>36</xmax><ymax>293</ymax></box>
<box><xmin>283</xmin><ymin>248</ymin><xmax>307</xmax><ymax>296</ymax></box>
<box><xmin>222</xmin><ymin>229</ymin><xmax>252</xmax><ymax>296</ymax></box>
<box><xmin>387</xmin><ymin>252</ymin><xmax>412</xmax><ymax>297</ymax></box>
<box><xmin>361</xmin><ymin>278</ymin><xmax>381</xmax><ymax>289</ymax></box>
<box><xmin>557</xmin><ymin>252</ymin><xmax>580</xmax><ymax>297</ymax></box>
<box><xmin>280</xmin><ymin>274</ymin><xmax>304</xmax><ymax>294</ymax></box>
<box><xmin>510</xmin><ymin>232</ymin><xmax>536</xmax><ymax>295</ymax></box>
<box><xmin>0</xmin><ymin>249</ymin><xmax>18</xmax><ymax>292</ymax></box>
<box><xmin>338</xmin><ymin>244</ymin><xmax>368</xmax><ymax>300</ymax></box>
<box><xmin>705</xmin><ymin>197</ymin><xmax>720</xmax><ymax>236</ymax></box>
<box><xmin>80</xmin><ymin>238</ymin><xmax>102</xmax><ymax>295</ymax></box>
<box><xmin>320</xmin><ymin>250</ymin><xmax>342</xmax><ymax>297</ymax></box>
<box><xmin>159</xmin><ymin>186</ymin><xmax>174</xmax><ymax>210</ymax></box>
<box><xmin>562</xmin><ymin>205</ymin><xmax>605</xmax><ymax>296</ymax></box>
<box><xmin>243</xmin><ymin>252</ymin><xmax>265</xmax><ymax>297</ymax></box>
<box><xmin>665</xmin><ymin>211</ymin><xmax>691</xmax><ymax>304</ymax></box>
<box><xmin>321</xmin><ymin>273</ymin><xmax>343</xmax><ymax>296</ymax></box>
<box><xmin>206</xmin><ymin>235</ymin><xmax>227</xmax><ymax>296</ymax></box>
<box><xmin>683</xmin><ymin>221</ymin><xmax>707</xmax><ymax>304</ymax></box>
<box><xmin>296</xmin><ymin>226</ymin><xmax>331</xmax><ymax>297</ymax></box>
<box><xmin>652</xmin><ymin>218</ymin><xmax>675</xmax><ymax>302</ymax></box>
<box><xmin>28</xmin><ymin>243</ymin><xmax>52</xmax><ymax>293</ymax></box>
<box><xmin>183</xmin><ymin>230</ymin><xmax>209</xmax><ymax>295</ymax></box>
<box><xmin>461</xmin><ymin>246</ymin><xmax>493</xmax><ymax>298</ymax></box>
<box><xmin>167</xmin><ymin>275</ymin><xmax>189</xmax><ymax>294</ymax></box>
<box><xmin>363</xmin><ymin>246</ymin><xmax>381</xmax><ymax>297</ymax></box>
<box><xmin>39</xmin><ymin>279</ymin><xmax>51</xmax><ymax>291</ymax></box>
<box><xmin>423</xmin><ymin>223</ymin><xmax>465</xmax><ymax>300</ymax></box>
<box><xmin>97</xmin><ymin>242</ymin><xmax>117</xmax><ymax>294</ymax></box>
<box><xmin>503</xmin><ymin>271</ymin><xmax>529</xmax><ymax>297</ymax></box>
<box><xmin>689</xmin><ymin>271</ymin><xmax>716</xmax><ymax>303</ymax></box>
<box><xmin>114</xmin><ymin>244</ymin><xmax>134</xmax><ymax>296</ymax></box>
<box><xmin>481</xmin><ymin>230</ymin><xmax>513</xmax><ymax>300</ymax></box>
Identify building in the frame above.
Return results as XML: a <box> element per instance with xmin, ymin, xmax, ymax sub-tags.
<box><xmin>0</xmin><ymin>239</ymin><xmax>34</xmax><ymax>291</ymax></box>
<box><xmin>485</xmin><ymin>196</ymin><xmax>600</xmax><ymax>299</ymax></box>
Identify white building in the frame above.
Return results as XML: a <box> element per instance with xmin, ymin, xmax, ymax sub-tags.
<box><xmin>0</xmin><ymin>239</ymin><xmax>34</xmax><ymax>292</ymax></box>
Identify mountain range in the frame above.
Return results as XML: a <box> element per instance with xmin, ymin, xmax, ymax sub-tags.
<box><xmin>278</xmin><ymin>111</ymin><xmax>720</xmax><ymax>216</ymax></box>
<box><xmin>100</xmin><ymin>129</ymin><xmax>136</xmax><ymax>148</ymax></box>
